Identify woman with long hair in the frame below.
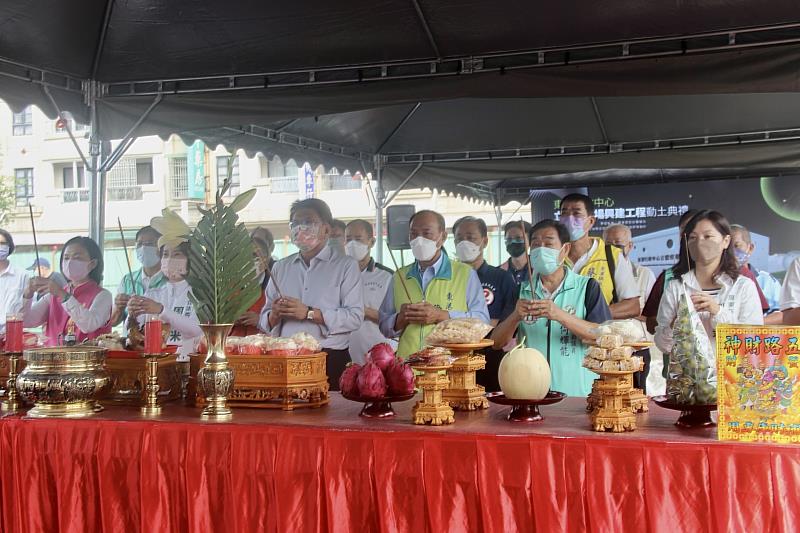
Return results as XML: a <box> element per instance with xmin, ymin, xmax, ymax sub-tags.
<box><xmin>22</xmin><ymin>236</ymin><xmax>112</xmax><ymax>346</ymax></box>
<box><xmin>655</xmin><ymin>210</ymin><xmax>763</xmax><ymax>355</ymax></box>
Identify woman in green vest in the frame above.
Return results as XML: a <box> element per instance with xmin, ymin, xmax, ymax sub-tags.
<box><xmin>492</xmin><ymin>220</ymin><xmax>612</xmax><ymax>396</ymax></box>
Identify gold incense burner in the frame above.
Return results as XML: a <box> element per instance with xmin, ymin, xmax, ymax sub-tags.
<box><xmin>17</xmin><ymin>346</ymin><xmax>111</xmax><ymax>418</ymax></box>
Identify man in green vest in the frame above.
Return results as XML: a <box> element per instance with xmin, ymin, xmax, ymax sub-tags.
<box><xmin>110</xmin><ymin>225</ymin><xmax>167</xmax><ymax>327</ymax></box>
<box><xmin>379</xmin><ymin>210</ymin><xmax>490</xmax><ymax>358</ymax></box>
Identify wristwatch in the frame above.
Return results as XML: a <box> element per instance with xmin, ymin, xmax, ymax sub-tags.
<box><xmin>306</xmin><ymin>307</ymin><xmax>315</xmax><ymax>321</ymax></box>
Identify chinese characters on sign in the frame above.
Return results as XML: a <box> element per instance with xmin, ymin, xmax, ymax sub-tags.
<box><xmin>716</xmin><ymin>325</ymin><xmax>800</xmax><ymax>444</ymax></box>
<box><xmin>298</xmin><ymin>163</ymin><xmax>315</xmax><ymax>200</ymax></box>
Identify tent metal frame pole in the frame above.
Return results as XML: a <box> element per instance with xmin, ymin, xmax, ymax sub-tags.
<box><xmin>42</xmin><ymin>85</ymin><xmax>92</xmax><ymax>171</ymax></box>
<box><xmin>100</xmin><ymin>94</ymin><xmax>163</xmax><ymax>172</ymax></box>
<box><xmin>103</xmin><ymin>21</ymin><xmax>800</xmax><ymax>97</ymax></box>
<box><xmin>87</xmin><ymin>81</ymin><xmax>105</xmax><ymax>248</ymax></box>
<box><xmin>220</xmin><ymin>125</ymin><xmax>372</xmax><ymax>162</ymax></box>
<box><xmin>493</xmin><ymin>203</ymin><xmax>503</xmax><ymax>266</ymax></box>
<box><xmin>383</xmin><ymin>162</ymin><xmax>423</xmax><ymax>207</ymax></box>
<box><xmin>374</xmin><ymin>156</ymin><xmax>385</xmax><ymax>264</ymax></box>
<box><xmin>384</xmin><ymin>126</ymin><xmax>800</xmax><ymax>164</ymax></box>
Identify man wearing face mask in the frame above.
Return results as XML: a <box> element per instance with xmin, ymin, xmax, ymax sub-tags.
<box><xmin>110</xmin><ymin>226</ymin><xmax>167</xmax><ymax>327</ymax></box>
<box><xmin>328</xmin><ymin>219</ymin><xmax>347</xmax><ymax>255</ymax></box>
<box><xmin>559</xmin><ymin>193</ymin><xmax>641</xmax><ymax>319</ymax></box>
<box><xmin>500</xmin><ymin>220</ymin><xmax>532</xmax><ymax>287</ymax></box>
<box><xmin>492</xmin><ymin>220</ymin><xmax>611</xmax><ymax>396</ymax></box>
<box><xmin>379</xmin><ymin>210</ymin><xmax>490</xmax><ymax>359</ymax></box>
<box><xmin>604</xmin><ymin>224</ymin><xmax>657</xmax><ymax>392</ymax></box>
<box><xmin>730</xmin><ymin>224</ymin><xmax>777</xmax><ymax>324</ymax></box>
<box><xmin>453</xmin><ymin>216</ymin><xmax>517</xmax><ymax>391</ymax></box>
<box><xmin>0</xmin><ymin>229</ymin><xmax>30</xmax><ymax>336</ymax></box>
<box><xmin>260</xmin><ymin>199</ymin><xmax>364</xmax><ymax>389</ymax></box>
<box><xmin>344</xmin><ymin>219</ymin><xmax>395</xmax><ymax>364</ymax></box>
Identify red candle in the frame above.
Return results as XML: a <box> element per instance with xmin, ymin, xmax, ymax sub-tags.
<box><xmin>5</xmin><ymin>314</ymin><xmax>23</xmax><ymax>353</ymax></box>
<box><xmin>144</xmin><ymin>316</ymin><xmax>163</xmax><ymax>354</ymax></box>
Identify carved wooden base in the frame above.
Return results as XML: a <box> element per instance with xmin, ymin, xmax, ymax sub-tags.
<box><xmin>105</xmin><ymin>354</ymin><xmax>181</xmax><ymax>407</ymax></box>
<box><xmin>413</xmin><ymin>402</ymin><xmax>455</xmax><ymax>425</ymax></box>
<box><xmin>411</xmin><ymin>365</ymin><xmax>455</xmax><ymax>426</ymax></box>
<box><xmin>588</xmin><ymin>370</ymin><xmax>642</xmax><ymax>433</ymax></box>
<box><xmin>592</xmin><ymin>409</ymin><xmax>637</xmax><ymax>432</ymax></box>
<box><xmin>189</xmin><ymin>352</ymin><xmax>329</xmax><ymax>410</ymax></box>
<box><xmin>442</xmin><ymin>353</ymin><xmax>489</xmax><ymax>411</ymax></box>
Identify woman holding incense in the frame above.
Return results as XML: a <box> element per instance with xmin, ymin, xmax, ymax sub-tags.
<box><xmin>21</xmin><ymin>236</ymin><xmax>112</xmax><ymax>346</ymax></box>
<box><xmin>128</xmin><ymin>210</ymin><xmax>202</xmax><ymax>362</ymax></box>
<box><xmin>230</xmin><ymin>235</ymin><xmax>272</xmax><ymax>337</ymax></box>
<box><xmin>491</xmin><ymin>219</ymin><xmax>612</xmax><ymax>396</ymax></box>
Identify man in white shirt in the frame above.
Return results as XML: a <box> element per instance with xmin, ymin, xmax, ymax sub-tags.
<box><xmin>260</xmin><ymin>199</ymin><xmax>364</xmax><ymax>389</ymax></box>
<box><xmin>604</xmin><ymin>223</ymin><xmax>658</xmax><ymax>393</ymax></box>
<box><xmin>781</xmin><ymin>257</ymin><xmax>800</xmax><ymax>325</ymax></box>
<box><xmin>0</xmin><ymin>229</ymin><xmax>30</xmax><ymax>335</ymax></box>
<box><xmin>559</xmin><ymin>194</ymin><xmax>641</xmax><ymax>319</ymax></box>
<box><xmin>344</xmin><ymin>219</ymin><xmax>395</xmax><ymax>364</ymax></box>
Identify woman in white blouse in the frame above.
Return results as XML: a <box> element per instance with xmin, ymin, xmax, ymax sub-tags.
<box><xmin>128</xmin><ymin>241</ymin><xmax>201</xmax><ymax>361</ymax></box>
<box><xmin>655</xmin><ymin>210</ymin><xmax>763</xmax><ymax>355</ymax></box>
<box><xmin>21</xmin><ymin>236</ymin><xmax>113</xmax><ymax>346</ymax></box>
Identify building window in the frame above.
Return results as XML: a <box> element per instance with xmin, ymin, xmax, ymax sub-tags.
<box><xmin>14</xmin><ymin>168</ymin><xmax>34</xmax><ymax>206</ymax></box>
<box><xmin>216</xmin><ymin>155</ymin><xmax>240</xmax><ymax>196</ymax></box>
<box><xmin>54</xmin><ymin>113</ymin><xmax>88</xmax><ymax>135</ymax></box>
<box><xmin>62</xmin><ymin>164</ymin><xmax>86</xmax><ymax>189</ymax></box>
<box><xmin>268</xmin><ymin>157</ymin><xmax>300</xmax><ymax>193</ymax></box>
<box><xmin>169</xmin><ymin>157</ymin><xmax>188</xmax><ymax>200</ymax></box>
<box><xmin>12</xmin><ymin>106</ymin><xmax>32</xmax><ymax>136</ymax></box>
<box><xmin>105</xmin><ymin>157</ymin><xmax>150</xmax><ymax>201</ymax></box>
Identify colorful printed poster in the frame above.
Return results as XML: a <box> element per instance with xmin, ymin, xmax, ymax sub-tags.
<box><xmin>717</xmin><ymin>325</ymin><xmax>800</xmax><ymax>444</ymax></box>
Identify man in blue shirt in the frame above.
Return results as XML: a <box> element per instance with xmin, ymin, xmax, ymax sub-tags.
<box><xmin>453</xmin><ymin>216</ymin><xmax>518</xmax><ymax>391</ymax></box>
<box><xmin>379</xmin><ymin>209</ymin><xmax>490</xmax><ymax>358</ymax></box>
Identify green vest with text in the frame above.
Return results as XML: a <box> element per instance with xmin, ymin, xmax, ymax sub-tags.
<box><xmin>518</xmin><ymin>268</ymin><xmax>595</xmax><ymax>397</ymax></box>
<box><xmin>393</xmin><ymin>253</ymin><xmax>470</xmax><ymax>358</ymax></box>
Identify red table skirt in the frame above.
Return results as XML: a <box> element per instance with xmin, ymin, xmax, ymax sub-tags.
<box><xmin>1</xmin><ymin>398</ymin><xmax>799</xmax><ymax>533</ymax></box>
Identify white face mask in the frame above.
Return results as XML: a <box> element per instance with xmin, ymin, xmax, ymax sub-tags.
<box><xmin>161</xmin><ymin>257</ymin><xmax>188</xmax><ymax>283</ymax></box>
<box><xmin>0</xmin><ymin>244</ymin><xmax>9</xmax><ymax>261</ymax></box>
<box><xmin>455</xmin><ymin>240</ymin><xmax>481</xmax><ymax>263</ymax></box>
<box><xmin>410</xmin><ymin>236</ymin><xmax>438</xmax><ymax>262</ymax></box>
<box><xmin>136</xmin><ymin>245</ymin><xmax>161</xmax><ymax>269</ymax></box>
<box><xmin>345</xmin><ymin>240</ymin><xmax>370</xmax><ymax>261</ymax></box>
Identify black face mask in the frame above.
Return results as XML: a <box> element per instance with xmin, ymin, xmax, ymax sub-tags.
<box><xmin>506</xmin><ymin>240</ymin><xmax>526</xmax><ymax>258</ymax></box>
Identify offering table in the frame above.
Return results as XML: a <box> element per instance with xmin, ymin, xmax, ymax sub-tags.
<box><xmin>0</xmin><ymin>396</ymin><xmax>795</xmax><ymax>532</ymax></box>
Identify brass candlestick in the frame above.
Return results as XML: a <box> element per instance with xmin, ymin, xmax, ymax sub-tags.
<box><xmin>141</xmin><ymin>352</ymin><xmax>167</xmax><ymax>416</ymax></box>
<box><xmin>0</xmin><ymin>351</ymin><xmax>26</xmax><ymax>412</ymax></box>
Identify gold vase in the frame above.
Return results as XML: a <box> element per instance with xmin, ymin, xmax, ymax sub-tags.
<box><xmin>197</xmin><ymin>323</ymin><xmax>234</xmax><ymax>420</ymax></box>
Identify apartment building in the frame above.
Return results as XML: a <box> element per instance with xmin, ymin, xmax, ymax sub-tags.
<box><xmin>0</xmin><ymin>103</ymin><xmax>528</xmax><ymax>279</ymax></box>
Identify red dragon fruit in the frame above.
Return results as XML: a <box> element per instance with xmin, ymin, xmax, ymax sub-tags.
<box><xmin>366</xmin><ymin>343</ymin><xmax>396</xmax><ymax>372</ymax></box>
<box><xmin>339</xmin><ymin>363</ymin><xmax>362</xmax><ymax>396</ymax></box>
<box><xmin>385</xmin><ymin>360</ymin><xmax>415</xmax><ymax>395</ymax></box>
<box><xmin>356</xmin><ymin>362</ymin><xmax>387</xmax><ymax>399</ymax></box>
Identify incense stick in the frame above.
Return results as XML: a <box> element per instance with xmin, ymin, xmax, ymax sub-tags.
<box><xmin>253</xmin><ymin>242</ymin><xmax>283</xmax><ymax>298</ymax></box>
<box><xmin>520</xmin><ymin>218</ymin><xmax>535</xmax><ymax>289</ymax></box>
<box><xmin>117</xmin><ymin>218</ymin><xmax>137</xmax><ymax>294</ymax></box>
<box><xmin>28</xmin><ymin>204</ymin><xmax>42</xmax><ymax>277</ymax></box>
<box><xmin>387</xmin><ymin>247</ymin><xmax>414</xmax><ymax>303</ymax></box>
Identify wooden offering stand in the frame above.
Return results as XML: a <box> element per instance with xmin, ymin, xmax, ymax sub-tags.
<box><xmin>588</xmin><ymin>366</ymin><xmax>643</xmax><ymax>432</ymax></box>
<box><xmin>189</xmin><ymin>351</ymin><xmax>329</xmax><ymax>410</ymax></box>
<box><xmin>409</xmin><ymin>362</ymin><xmax>454</xmax><ymax>426</ymax></box>
<box><xmin>435</xmin><ymin>339</ymin><xmax>493</xmax><ymax>411</ymax></box>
